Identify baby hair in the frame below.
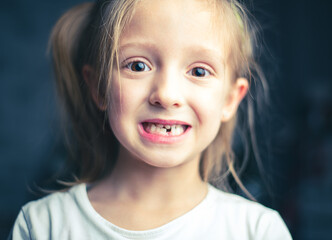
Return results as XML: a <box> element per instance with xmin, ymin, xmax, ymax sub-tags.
<box><xmin>50</xmin><ymin>0</ymin><xmax>264</xmax><ymax>198</ymax></box>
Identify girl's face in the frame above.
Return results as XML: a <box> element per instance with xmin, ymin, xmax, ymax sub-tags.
<box><xmin>107</xmin><ymin>0</ymin><xmax>247</xmax><ymax>168</ymax></box>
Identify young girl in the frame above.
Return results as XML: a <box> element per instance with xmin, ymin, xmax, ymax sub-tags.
<box><xmin>10</xmin><ymin>0</ymin><xmax>292</xmax><ymax>239</ymax></box>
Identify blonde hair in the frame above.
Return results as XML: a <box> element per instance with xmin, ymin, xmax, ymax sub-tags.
<box><xmin>50</xmin><ymin>0</ymin><xmax>265</xmax><ymax>199</ymax></box>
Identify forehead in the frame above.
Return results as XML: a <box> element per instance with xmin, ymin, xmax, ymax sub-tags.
<box><xmin>119</xmin><ymin>0</ymin><xmax>227</xmax><ymax>59</ymax></box>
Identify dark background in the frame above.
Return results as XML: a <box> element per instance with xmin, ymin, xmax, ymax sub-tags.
<box><xmin>1</xmin><ymin>0</ymin><xmax>331</xmax><ymax>239</ymax></box>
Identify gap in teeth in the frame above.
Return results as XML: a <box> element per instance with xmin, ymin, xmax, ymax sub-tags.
<box><xmin>144</xmin><ymin>123</ymin><xmax>186</xmax><ymax>136</ymax></box>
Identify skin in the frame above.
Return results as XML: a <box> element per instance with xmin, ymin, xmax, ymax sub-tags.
<box><xmin>83</xmin><ymin>0</ymin><xmax>248</xmax><ymax>230</ymax></box>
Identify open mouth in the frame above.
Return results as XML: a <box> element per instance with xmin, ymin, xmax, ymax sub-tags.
<box><xmin>142</xmin><ymin>122</ymin><xmax>190</xmax><ymax>136</ymax></box>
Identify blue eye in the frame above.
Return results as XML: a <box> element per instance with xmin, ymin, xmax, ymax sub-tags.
<box><xmin>127</xmin><ymin>61</ymin><xmax>151</xmax><ymax>72</ymax></box>
<box><xmin>190</xmin><ymin>67</ymin><xmax>210</xmax><ymax>77</ymax></box>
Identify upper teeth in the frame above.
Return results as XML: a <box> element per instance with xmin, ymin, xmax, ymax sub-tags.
<box><xmin>146</xmin><ymin>123</ymin><xmax>185</xmax><ymax>136</ymax></box>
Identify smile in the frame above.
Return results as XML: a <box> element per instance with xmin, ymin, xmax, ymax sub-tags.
<box><xmin>138</xmin><ymin>119</ymin><xmax>191</xmax><ymax>144</ymax></box>
<box><xmin>142</xmin><ymin>122</ymin><xmax>188</xmax><ymax>136</ymax></box>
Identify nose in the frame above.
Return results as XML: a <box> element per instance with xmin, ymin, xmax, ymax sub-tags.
<box><xmin>149</xmin><ymin>69</ymin><xmax>184</xmax><ymax>109</ymax></box>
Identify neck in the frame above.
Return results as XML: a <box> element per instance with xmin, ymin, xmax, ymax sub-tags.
<box><xmin>95</xmin><ymin>146</ymin><xmax>207</xmax><ymax>207</ymax></box>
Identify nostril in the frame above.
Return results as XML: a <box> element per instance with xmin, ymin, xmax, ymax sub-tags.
<box><xmin>151</xmin><ymin>100</ymin><xmax>161</xmax><ymax>106</ymax></box>
<box><xmin>172</xmin><ymin>102</ymin><xmax>180</xmax><ymax>108</ymax></box>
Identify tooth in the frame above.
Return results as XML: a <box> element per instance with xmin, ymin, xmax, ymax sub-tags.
<box><xmin>165</xmin><ymin>125</ymin><xmax>171</xmax><ymax>129</ymax></box>
<box><xmin>157</xmin><ymin>127</ymin><xmax>167</xmax><ymax>135</ymax></box>
<box><xmin>177</xmin><ymin>126</ymin><xmax>184</xmax><ymax>135</ymax></box>
<box><xmin>172</xmin><ymin>126</ymin><xmax>178</xmax><ymax>136</ymax></box>
<box><xmin>157</xmin><ymin>124</ymin><xmax>163</xmax><ymax>128</ymax></box>
<box><xmin>169</xmin><ymin>125</ymin><xmax>178</xmax><ymax>135</ymax></box>
<box><xmin>150</xmin><ymin>124</ymin><xmax>156</xmax><ymax>133</ymax></box>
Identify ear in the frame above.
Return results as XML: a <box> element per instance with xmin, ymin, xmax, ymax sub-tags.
<box><xmin>221</xmin><ymin>78</ymin><xmax>248</xmax><ymax>122</ymax></box>
<box><xmin>82</xmin><ymin>64</ymin><xmax>107</xmax><ymax>111</ymax></box>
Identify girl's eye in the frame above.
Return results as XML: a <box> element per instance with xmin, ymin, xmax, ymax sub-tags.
<box><xmin>190</xmin><ymin>67</ymin><xmax>210</xmax><ymax>77</ymax></box>
<box><xmin>126</xmin><ymin>61</ymin><xmax>151</xmax><ymax>72</ymax></box>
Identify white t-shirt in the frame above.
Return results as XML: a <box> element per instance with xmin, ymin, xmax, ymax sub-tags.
<box><xmin>10</xmin><ymin>184</ymin><xmax>292</xmax><ymax>240</ymax></box>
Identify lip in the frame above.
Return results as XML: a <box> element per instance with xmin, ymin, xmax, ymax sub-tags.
<box><xmin>138</xmin><ymin>118</ymin><xmax>191</xmax><ymax>144</ymax></box>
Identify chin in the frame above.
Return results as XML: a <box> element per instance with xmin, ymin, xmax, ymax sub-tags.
<box><xmin>136</xmin><ymin>150</ymin><xmax>199</xmax><ymax>169</ymax></box>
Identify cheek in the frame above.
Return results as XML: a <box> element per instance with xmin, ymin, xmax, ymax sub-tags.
<box><xmin>107</xmin><ymin>82</ymin><xmax>135</xmax><ymax>145</ymax></box>
<box><xmin>109</xmin><ymin>79</ymin><xmax>139</xmax><ymax>115</ymax></box>
<box><xmin>191</xmin><ymin>88</ymin><xmax>226</xmax><ymax>123</ymax></box>
<box><xmin>107</xmin><ymin>79</ymin><xmax>128</xmax><ymax>133</ymax></box>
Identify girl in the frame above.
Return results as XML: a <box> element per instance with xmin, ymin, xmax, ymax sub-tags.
<box><xmin>10</xmin><ymin>0</ymin><xmax>292</xmax><ymax>239</ymax></box>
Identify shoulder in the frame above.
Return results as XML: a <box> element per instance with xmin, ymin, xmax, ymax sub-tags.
<box><xmin>207</xmin><ymin>185</ymin><xmax>293</xmax><ymax>240</ymax></box>
<box><xmin>10</xmin><ymin>184</ymin><xmax>86</xmax><ymax>240</ymax></box>
<box><xmin>22</xmin><ymin>184</ymin><xmax>84</xmax><ymax>221</ymax></box>
<box><xmin>209</xmin><ymin>185</ymin><xmax>274</xmax><ymax>217</ymax></box>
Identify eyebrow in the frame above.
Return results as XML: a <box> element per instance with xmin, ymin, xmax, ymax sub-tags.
<box><xmin>118</xmin><ymin>41</ymin><xmax>159</xmax><ymax>52</ymax></box>
<box><xmin>185</xmin><ymin>46</ymin><xmax>224</xmax><ymax>61</ymax></box>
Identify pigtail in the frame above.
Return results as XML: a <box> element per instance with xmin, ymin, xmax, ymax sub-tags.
<box><xmin>50</xmin><ymin>3</ymin><xmax>92</xmax><ymax>114</ymax></box>
<box><xmin>49</xmin><ymin>2</ymin><xmax>116</xmax><ymax>183</ymax></box>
